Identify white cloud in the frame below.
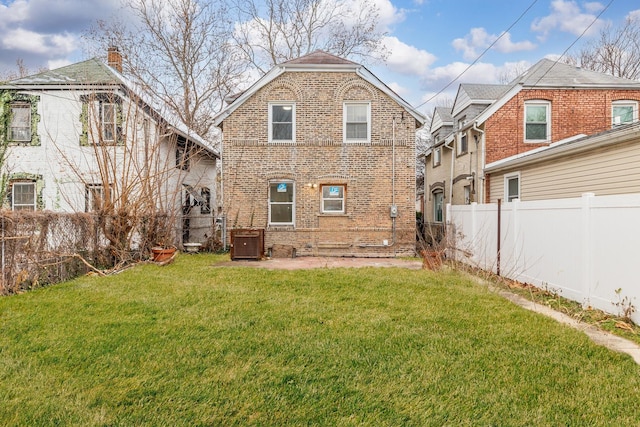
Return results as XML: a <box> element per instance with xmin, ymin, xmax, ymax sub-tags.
<box><xmin>627</xmin><ymin>9</ymin><xmax>640</xmax><ymax>22</ymax></box>
<box><xmin>2</xmin><ymin>28</ymin><xmax>76</xmax><ymax>55</ymax></box>
<box><xmin>381</xmin><ymin>36</ymin><xmax>436</xmax><ymax>76</ymax></box>
<box><xmin>387</xmin><ymin>81</ymin><xmax>409</xmax><ymax>98</ymax></box>
<box><xmin>452</xmin><ymin>27</ymin><xmax>536</xmax><ymax>61</ymax></box>
<box><xmin>531</xmin><ymin>0</ymin><xmax>607</xmax><ymax>40</ymax></box>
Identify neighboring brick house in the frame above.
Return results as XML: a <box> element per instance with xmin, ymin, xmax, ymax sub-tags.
<box><xmin>213</xmin><ymin>50</ymin><xmax>426</xmax><ymax>257</ymax></box>
<box><xmin>424</xmin><ymin>58</ymin><xmax>640</xmax><ymax>221</ymax></box>
<box><xmin>0</xmin><ymin>49</ymin><xmax>218</xmax><ymax>246</ymax></box>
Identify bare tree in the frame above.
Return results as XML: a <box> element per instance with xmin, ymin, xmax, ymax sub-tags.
<box><xmin>566</xmin><ymin>16</ymin><xmax>640</xmax><ymax>80</ymax></box>
<box><xmin>232</xmin><ymin>0</ymin><xmax>388</xmax><ymax>74</ymax></box>
<box><xmin>85</xmin><ymin>0</ymin><xmax>247</xmax><ymax>139</ymax></box>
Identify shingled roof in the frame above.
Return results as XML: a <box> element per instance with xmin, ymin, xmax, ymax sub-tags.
<box><xmin>1</xmin><ymin>57</ymin><xmax>217</xmax><ymax>156</ymax></box>
<box><xmin>7</xmin><ymin>58</ymin><xmax>120</xmax><ymax>86</ymax></box>
<box><xmin>282</xmin><ymin>50</ymin><xmax>358</xmax><ymax>66</ymax></box>
<box><xmin>515</xmin><ymin>58</ymin><xmax>640</xmax><ymax>88</ymax></box>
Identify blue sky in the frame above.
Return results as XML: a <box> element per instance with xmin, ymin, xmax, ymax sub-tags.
<box><xmin>1</xmin><ymin>0</ymin><xmax>639</xmax><ymax>117</ymax></box>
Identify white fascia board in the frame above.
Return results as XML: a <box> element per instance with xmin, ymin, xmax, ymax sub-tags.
<box><xmin>483</xmin><ymin>132</ymin><xmax>630</xmax><ymax>172</ymax></box>
<box><xmin>475</xmin><ymin>84</ymin><xmax>523</xmax><ymax>125</ymax></box>
<box><xmin>213</xmin><ymin>67</ymin><xmax>286</xmax><ymax>127</ymax></box>
<box><xmin>356</xmin><ymin>67</ymin><xmax>427</xmax><ymax>125</ymax></box>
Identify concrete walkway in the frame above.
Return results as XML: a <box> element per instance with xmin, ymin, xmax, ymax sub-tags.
<box><xmin>496</xmin><ymin>288</ymin><xmax>640</xmax><ymax>365</ymax></box>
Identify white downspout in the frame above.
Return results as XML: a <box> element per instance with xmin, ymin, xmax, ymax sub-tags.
<box><xmin>444</xmin><ymin>136</ymin><xmax>455</xmax><ymax>210</ymax></box>
<box><xmin>473</xmin><ymin>121</ymin><xmax>485</xmax><ymax>203</ymax></box>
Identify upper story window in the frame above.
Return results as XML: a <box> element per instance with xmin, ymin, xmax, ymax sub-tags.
<box><xmin>457</xmin><ymin>132</ymin><xmax>468</xmax><ymax>155</ymax></box>
<box><xmin>101</xmin><ymin>103</ymin><xmax>117</xmax><ymax>142</ymax></box>
<box><xmin>1</xmin><ymin>92</ymin><xmax>40</xmax><ymax>146</ymax></box>
<box><xmin>79</xmin><ymin>93</ymin><xmax>122</xmax><ymax>145</ymax></box>
<box><xmin>269</xmin><ymin>181</ymin><xmax>295</xmax><ymax>226</ymax></box>
<box><xmin>11</xmin><ymin>181</ymin><xmax>36</xmax><ymax>211</ymax></box>
<box><xmin>269</xmin><ymin>103</ymin><xmax>295</xmax><ymax>143</ymax></box>
<box><xmin>433</xmin><ymin>147</ymin><xmax>441</xmax><ymax>166</ymax></box>
<box><xmin>9</xmin><ymin>103</ymin><xmax>31</xmax><ymax>142</ymax></box>
<box><xmin>524</xmin><ymin>101</ymin><xmax>550</xmax><ymax>142</ymax></box>
<box><xmin>344</xmin><ymin>102</ymin><xmax>370</xmax><ymax>143</ymax></box>
<box><xmin>176</xmin><ymin>144</ymin><xmax>190</xmax><ymax>170</ymax></box>
<box><xmin>612</xmin><ymin>100</ymin><xmax>638</xmax><ymax>126</ymax></box>
<box><xmin>321</xmin><ymin>184</ymin><xmax>346</xmax><ymax>214</ymax></box>
<box><xmin>505</xmin><ymin>173</ymin><xmax>520</xmax><ymax>202</ymax></box>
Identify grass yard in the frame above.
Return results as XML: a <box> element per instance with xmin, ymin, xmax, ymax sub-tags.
<box><xmin>1</xmin><ymin>254</ymin><xmax>639</xmax><ymax>426</ymax></box>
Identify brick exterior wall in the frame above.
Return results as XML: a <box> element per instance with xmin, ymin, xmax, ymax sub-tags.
<box><xmin>220</xmin><ymin>71</ymin><xmax>417</xmax><ymax>257</ymax></box>
<box><xmin>484</xmin><ymin>89</ymin><xmax>640</xmax><ymax>164</ymax></box>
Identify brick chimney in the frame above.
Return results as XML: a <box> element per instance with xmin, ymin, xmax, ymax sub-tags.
<box><xmin>107</xmin><ymin>47</ymin><xmax>122</xmax><ymax>73</ymax></box>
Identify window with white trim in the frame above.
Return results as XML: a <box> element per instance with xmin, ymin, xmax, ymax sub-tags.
<box><xmin>433</xmin><ymin>191</ymin><xmax>444</xmax><ymax>222</ymax></box>
<box><xmin>458</xmin><ymin>132</ymin><xmax>468</xmax><ymax>155</ymax></box>
<box><xmin>433</xmin><ymin>147</ymin><xmax>441</xmax><ymax>166</ymax></box>
<box><xmin>505</xmin><ymin>173</ymin><xmax>520</xmax><ymax>202</ymax></box>
<box><xmin>11</xmin><ymin>181</ymin><xmax>36</xmax><ymax>211</ymax></box>
<box><xmin>101</xmin><ymin>103</ymin><xmax>117</xmax><ymax>142</ymax></box>
<box><xmin>269</xmin><ymin>103</ymin><xmax>295</xmax><ymax>142</ymax></box>
<box><xmin>321</xmin><ymin>184</ymin><xmax>345</xmax><ymax>214</ymax></box>
<box><xmin>344</xmin><ymin>102</ymin><xmax>370</xmax><ymax>143</ymax></box>
<box><xmin>269</xmin><ymin>181</ymin><xmax>295</xmax><ymax>225</ymax></box>
<box><xmin>525</xmin><ymin>101</ymin><xmax>550</xmax><ymax>142</ymax></box>
<box><xmin>612</xmin><ymin>100</ymin><xmax>638</xmax><ymax>126</ymax></box>
<box><xmin>9</xmin><ymin>103</ymin><xmax>31</xmax><ymax>142</ymax></box>
<box><xmin>86</xmin><ymin>184</ymin><xmax>106</xmax><ymax>212</ymax></box>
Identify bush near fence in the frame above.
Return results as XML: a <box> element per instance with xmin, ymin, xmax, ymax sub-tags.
<box><xmin>0</xmin><ymin>211</ymin><xmax>109</xmax><ymax>294</ymax></box>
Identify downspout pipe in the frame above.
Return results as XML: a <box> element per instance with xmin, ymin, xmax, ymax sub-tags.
<box><xmin>444</xmin><ymin>136</ymin><xmax>455</xmax><ymax>212</ymax></box>
<box><xmin>473</xmin><ymin>121</ymin><xmax>486</xmax><ymax>203</ymax></box>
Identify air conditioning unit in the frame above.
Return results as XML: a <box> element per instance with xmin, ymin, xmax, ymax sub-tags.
<box><xmin>230</xmin><ymin>229</ymin><xmax>264</xmax><ymax>260</ymax></box>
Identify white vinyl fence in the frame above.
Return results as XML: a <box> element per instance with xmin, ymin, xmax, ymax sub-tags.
<box><xmin>448</xmin><ymin>193</ymin><xmax>640</xmax><ymax>324</ymax></box>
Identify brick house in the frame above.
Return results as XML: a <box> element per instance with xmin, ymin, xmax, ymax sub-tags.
<box><xmin>423</xmin><ymin>58</ymin><xmax>640</xmax><ymax>222</ymax></box>
<box><xmin>213</xmin><ymin>50</ymin><xmax>426</xmax><ymax>257</ymax></box>
<box><xmin>0</xmin><ymin>48</ymin><xmax>218</xmax><ymax>246</ymax></box>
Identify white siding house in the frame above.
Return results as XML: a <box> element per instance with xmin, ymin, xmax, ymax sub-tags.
<box><xmin>0</xmin><ymin>53</ymin><xmax>218</xmax><ymax>247</ymax></box>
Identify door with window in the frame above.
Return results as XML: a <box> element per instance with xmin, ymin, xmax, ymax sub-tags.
<box><xmin>433</xmin><ymin>191</ymin><xmax>444</xmax><ymax>223</ymax></box>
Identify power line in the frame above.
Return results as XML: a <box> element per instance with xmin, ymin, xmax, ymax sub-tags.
<box><xmin>413</xmin><ymin>0</ymin><xmax>539</xmax><ymax>112</ymax></box>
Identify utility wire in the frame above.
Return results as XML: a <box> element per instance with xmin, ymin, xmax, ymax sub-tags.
<box><xmin>413</xmin><ymin>0</ymin><xmax>539</xmax><ymax>112</ymax></box>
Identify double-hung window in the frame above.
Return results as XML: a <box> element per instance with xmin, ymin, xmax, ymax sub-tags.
<box><xmin>612</xmin><ymin>100</ymin><xmax>637</xmax><ymax>126</ymax></box>
<box><xmin>321</xmin><ymin>185</ymin><xmax>345</xmax><ymax>214</ymax></box>
<box><xmin>9</xmin><ymin>103</ymin><xmax>31</xmax><ymax>142</ymax></box>
<box><xmin>458</xmin><ymin>132</ymin><xmax>468</xmax><ymax>155</ymax></box>
<box><xmin>269</xmin><ymin>103</ymin><xmax>295</xmax><ymax>143</ymax></box>
<box><xmin>101</xmin><ymin>103</ymin><xmax>117</xmax><ymax>143</ymax></box>
<box><xmin>505</xmin><ymin>173</ymin><xmax>520</xmax><ymax>202</ymax></box>
<box><xmin>12</xmin><ymin>182</ymin><xmax>36</xmax><ymax>211</ymax></box>
<box><xmin>269</xmin><ymin>181</ymin><xmax>295</xmax><ymax>225</ymax></box>
<box><xmin>525</xmin><ymin>101</ymin><xmax>550</xmax><ymax>142</ymax></box>
<box><xmin>86</xmin><ymin>184</ymin><xmax>105</xmax><ymax>212</ymax></box>
<box><xmin>433</xmin><ymin>147</ymin><xmax>441</xmax><ymax>166</ymax></box>
<box><xmin>344</xmin><ymin>102</ymin><xmax>370</xmax><ymax>143</ymax></box>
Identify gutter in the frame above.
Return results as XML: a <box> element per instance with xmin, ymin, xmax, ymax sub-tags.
<box><xmin>485</xmin><ymin>125</ymin><xmax>640</xmax><ymax>173</ymax></box>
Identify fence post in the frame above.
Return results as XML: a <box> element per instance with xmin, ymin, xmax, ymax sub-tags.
<box><xmin>512</xmin><ymin>198</ymin><xmax>520</xmax><ymax>280</ymax></box>
<box><xmin>582</xmin><ymin>193</ymin><xmax>595</xmax><ymax>307</ymax></box>
<box><xmin>470</xmin><ymin>202</ymin><xmax>477</xmax><ymax>264</ymax></box>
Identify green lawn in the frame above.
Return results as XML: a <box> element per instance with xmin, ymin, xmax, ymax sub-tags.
<box><xmin>1</xmin><ymin>254</ymin><xmax>639</xmax><ymax>426</ymax></box>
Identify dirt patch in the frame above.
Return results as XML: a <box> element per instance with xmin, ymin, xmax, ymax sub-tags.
<box><xmin>214</xmin><ymin>256</ymin><xmax>423</xmax><ymax>270</ymax></box>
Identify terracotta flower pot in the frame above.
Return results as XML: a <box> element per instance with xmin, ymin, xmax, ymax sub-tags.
<box><xmin>151</xmin><ymin>247</ymin><xmax>177</xmax><ymax>262</ymax></box>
